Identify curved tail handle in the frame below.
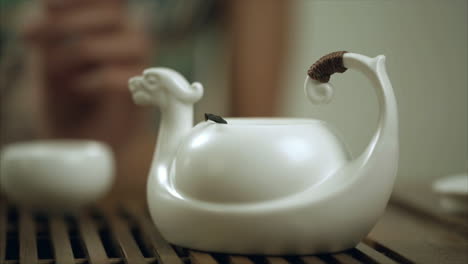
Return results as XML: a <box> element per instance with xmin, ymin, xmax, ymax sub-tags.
<box><xmin>305</xmin><ymin>52</ymin><xmax>399</xmax><ymax>185</ymax></box>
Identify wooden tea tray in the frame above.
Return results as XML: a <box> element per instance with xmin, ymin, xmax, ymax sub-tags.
<box><xmin>0</xmin><ymin>184</ymin><xmax>467</xmax><ymax>264</ymax></box>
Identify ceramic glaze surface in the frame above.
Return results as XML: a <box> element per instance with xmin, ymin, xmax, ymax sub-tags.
<box><xmin>0</xmin><ymin>140</ymin><xmax>114</xmax><ymax>212</ymax></box>
<box><xmin>128</xmin><ymin>52</ymin><xmax>399</xmax><ymax>255</ymax></box>
<box><xmin>174</xmin><ymin>119</ymin><xmax>349</xmax><ymax>203</ymax></box>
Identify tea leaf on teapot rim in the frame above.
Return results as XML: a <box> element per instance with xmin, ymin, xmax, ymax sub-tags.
<box><xmin>204</xmin><ymin>113</ymin><xmax>228</xmax><ymax>124</ymax></box>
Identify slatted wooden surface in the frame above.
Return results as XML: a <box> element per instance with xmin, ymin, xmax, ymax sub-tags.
<box><xmin>0</xmin><ymin>187</ymin><xmax>467</xmax><ymax>264</ymax></box>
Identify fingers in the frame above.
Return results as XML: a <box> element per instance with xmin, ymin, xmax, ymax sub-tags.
<box><xmin>43</xmin><ymin>29</ymin><xmax>150</xmax><ymax>76</ymax></box>
<box><xmin>45</xmin><ymin>0</ymin><xmax>125</xmax><ymax>10</ymax></box>
<box><xmin>73</xmin><ymin>65</ymin><xmax>146</xmax><ymax>95</ymax></box>
<box><xmin>24</xmin><ymin>0</ymin><xmax>151</xmax><ymax>98</ymax></box>
<box><xmin>47</xmin><ymin>5</ymin><xmax>125</xmax><ymax>36</ymax></box>
<box><xmin>24</xmin><ymin>0</ymin><xmax>125</xmax><ymax>44</ymax></box>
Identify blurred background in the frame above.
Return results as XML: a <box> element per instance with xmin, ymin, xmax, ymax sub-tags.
<box><xmin>0</xmin><ymin>0</ymin><xmax>466</xmax><ymax>199</ymax></box>
<box><xmin>281</xmin><ymin>0</ymin><xmax>467</xmax><ymax>191</ymax></box>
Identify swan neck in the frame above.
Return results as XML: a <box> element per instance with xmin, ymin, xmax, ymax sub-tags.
<box><xmin>152</xmin><ymin>103</ymin><xmax>194</xmax><ymax>170</ymax></box>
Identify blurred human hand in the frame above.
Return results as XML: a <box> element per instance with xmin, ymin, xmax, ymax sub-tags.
<box><xmin>23</xmin><ymin>0</ymin><xmax>152</xmax><ymax>145</ymax></box>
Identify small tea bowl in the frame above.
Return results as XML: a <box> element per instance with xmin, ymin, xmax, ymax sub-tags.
<box><xmin>0</xmin><ymin>140</ymin><xmax>114</xmax><ymax>212</ymax></box>
<box><xmin>432</xmin><ymin>173</ymin><xmax>468</xmax><ymax>213</ymax></box>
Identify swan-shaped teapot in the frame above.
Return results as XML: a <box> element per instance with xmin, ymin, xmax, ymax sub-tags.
<box><xmin>128</xmin><ymin>51</ymin><xmax>398</xmax><ymax>255</ymax></box>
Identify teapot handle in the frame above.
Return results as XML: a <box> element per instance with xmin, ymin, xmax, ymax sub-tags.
<box><xmin>304</xmin><ymin>51</ymin><xmax>398</xmax><ymax>181</ymax></box>
<box><xmin>308</xmin><ymin>51</ymin><xmax>348</xmax><ymax>83</ymax></box>
<box><xmin>304</xmin><ymin>51</ymin><xmax>349</xmax><ymax>104</ymax></box>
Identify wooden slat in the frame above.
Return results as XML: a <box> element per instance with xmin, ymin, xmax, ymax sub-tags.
<box><xmin>354</xmin><ymin>243</ymin><xmax>399</xmax><ymax>264</ymax></box>
<box><xmin>189</xmin><ymin>251</ymin><xmax>218</xmax><ymax>264</ymax></box>
<box><xmin>75</xmin><ymin>258</ymin><xmax>88</xmax><ymax>264</ymax></box>
<box><xmin>0</xmin><ymin>200</ymin><xmax>7</xmax><ymax>263</ymax></box>
<box><xmin>0</xmin><ymin>256</ymin><xmax>182</xmax><ymax>264</ymax></box>
<box><xmin>369</xmin><ymin>204</ymin><xmax>468</xmax><ymax>264</ymax></box>
<box><xmin>49</xmin><ymin>215</ymin><xmax>75</xmax><ymax>264</ymax></box>
<box><xmin>230</xmin><ymin>255</ymin><xmax>255</xmax><ymax>264</ymax></box>
<box><xmin>103</xmin><ymin>208</ymin><xmax>146</xmax><ymax>264</ymax></box>
<box><xmin>124</xmin><ymin>204</ymin><xmax>183</xmax><ymax>264</ymax></box>
<box><xmin>301</xmin><ymin>256</ymin><xmax>327</xmax><ymax>264</ymax></box>
<box><xmin>143</xmin><ymin>257</ymin><xmax>158</xmax><ymax>263</ymax></box>
<box><xmin>78</xmin><ymin>212</ymin><xmax>110</xmax><ymax>264</ymax></box>
<box><xmin>19</xmin><ymin>208</ymin><xmax>37</xmax><ymax>264</ymax></box>
<box><xmin>363</xmin><ymin>238</ymin><xmax>414</xmax><ymax>264</ymax></box>
<box><xmin>331</xmin><ymin>253</ymin><xmax>361</xmax><ymax>264</ymax></box>
<box><xmin>7</xmin><ymin>259</ymin><xmax>54</xmax><ymax>264</ymax></box>
<box><xmin>266</xmin><ymin>256</ymin><xmax>289</xmax><ymax>264</ymax></box>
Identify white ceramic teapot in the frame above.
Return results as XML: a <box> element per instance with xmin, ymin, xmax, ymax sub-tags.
<box><xmin>128</xmin><ymin>51</ymin><xmax>398</xmax><ymax>255</ymax></box>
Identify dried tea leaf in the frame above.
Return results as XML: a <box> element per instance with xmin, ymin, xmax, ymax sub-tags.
<box><xmin>204</xmin><ymin>113</ymin><xmax>228</xmax><ymax>124</ymax></box>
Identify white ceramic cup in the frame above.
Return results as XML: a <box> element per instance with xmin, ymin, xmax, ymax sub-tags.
<box><xmin>0</xmin><ymin>140</ymin><xmax>115</xmax><ymax>212</ymax></box>
<box><xmin>432</xmin><ymin>173</ymin><xmax>468</xmax><ymax>213</ymax></box>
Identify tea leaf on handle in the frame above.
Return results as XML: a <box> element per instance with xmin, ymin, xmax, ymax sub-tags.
<box><xmin>308</xmin><ymin>51</ymin><xmax>348</xmax><ymax>83</ymax></box>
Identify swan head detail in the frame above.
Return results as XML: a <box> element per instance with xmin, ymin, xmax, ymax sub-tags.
<box><xmin>128</xmin><ymin>67</ymin><xmax>203</xmax><ymax>108</ymax></box>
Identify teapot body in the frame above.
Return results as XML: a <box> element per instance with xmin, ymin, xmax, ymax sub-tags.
<box><xmin>172</xmin><ymin>118</ymin><xmax>351</xmax><ymax>203</ymax></box>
